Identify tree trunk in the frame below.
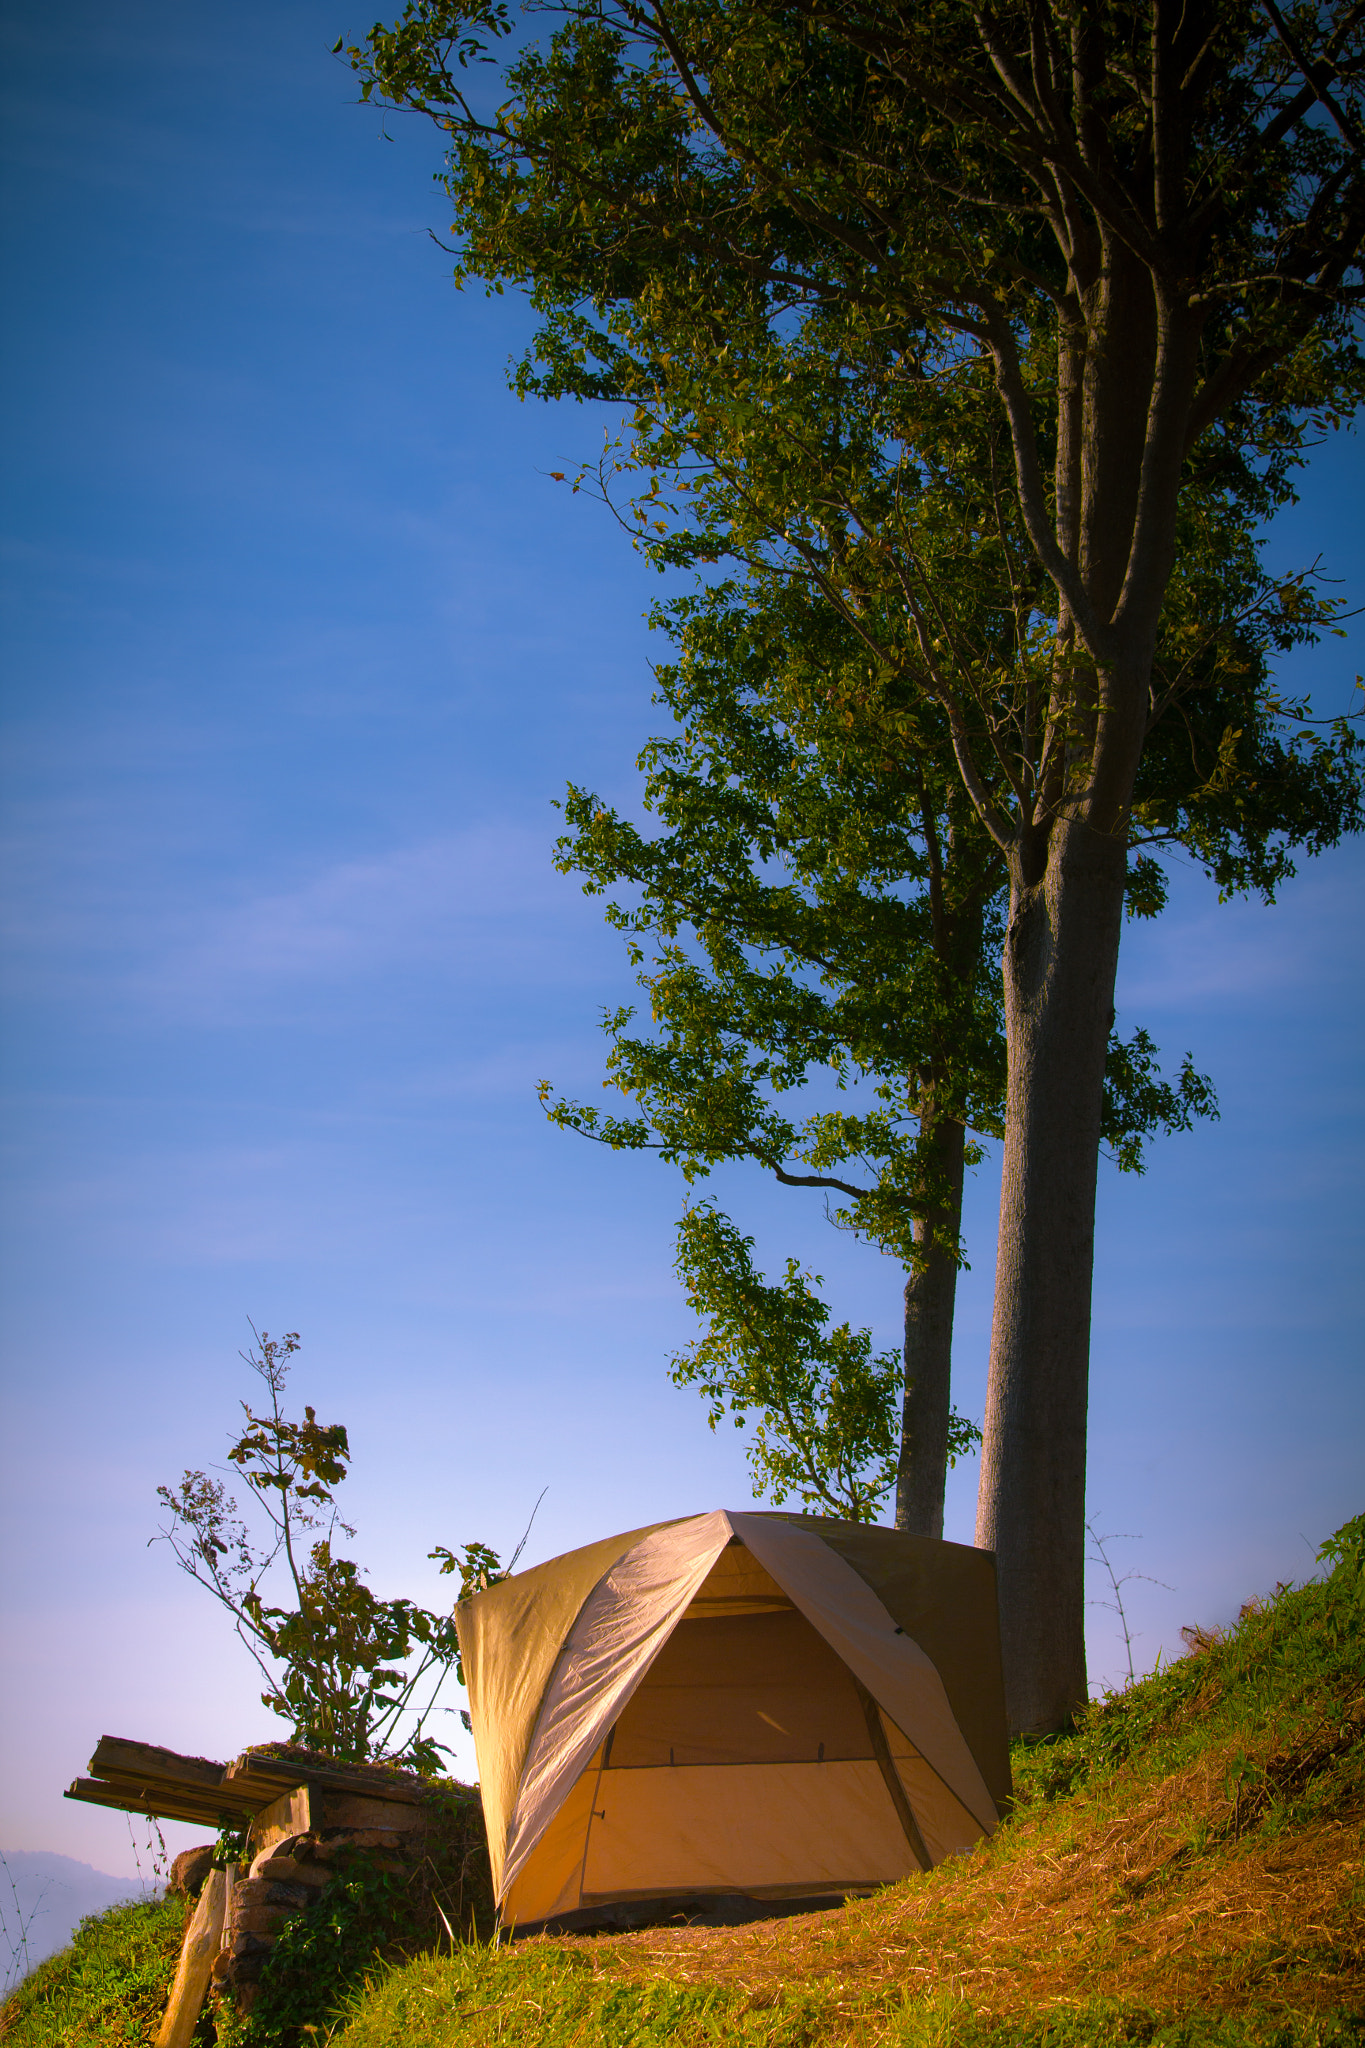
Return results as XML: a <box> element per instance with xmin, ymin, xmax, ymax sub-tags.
<box><xmin>975</xmin><ymin>817</ymin><xmax>1127</xmax><ymax>1733</ymax></box>
<box><xmin>896</xmin><ymin>1114</ymin><xmax>966</xmax><ymax>1539</ymax></box>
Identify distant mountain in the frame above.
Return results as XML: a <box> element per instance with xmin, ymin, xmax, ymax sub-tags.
<box><xmin>1</xmin><ymin>1849</ymin><xmax>155</xmax><ymax>1983</ymax></box>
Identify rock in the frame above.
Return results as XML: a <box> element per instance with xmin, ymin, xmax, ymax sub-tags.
<box><xmin>248</xmin><ymin>1832</ymin><xmax>320</xmax><ymax>1880</ymax></box>
<box><xmin>250</xmin><ymin>1854</ymin><xmax>333</xmax><ymax>1890</ymax></box>
<box><xmin>311</xmin><ymin>1826</ymin><xmax>420</xmax><ymax>1861</ymax></box>
<box><xmin>213</xmin><ymin>1928</ymin><xmax>273</xmax><ymax>2014</ymax></box>
<box><xmin>169</xmin><ymin>1844</ymin><xmax>216</xmax><ymax>1898</ymax></box>
<box><xmin>224</xmin><ymin>1875</ymin><xmax>310</xmax><ymax>1938</ymax></box>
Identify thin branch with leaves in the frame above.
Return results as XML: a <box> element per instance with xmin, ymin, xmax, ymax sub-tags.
<box><xmin>154</xmin><ymin>1327</ymin><xmax>496</xmax><ymax>1774</ymax></box>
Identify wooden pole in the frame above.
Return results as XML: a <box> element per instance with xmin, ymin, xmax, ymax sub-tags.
<box><xmin>155</xmin><ymin>1866</ymin><xmax>226</xmax><ymax>2048</ymax></box>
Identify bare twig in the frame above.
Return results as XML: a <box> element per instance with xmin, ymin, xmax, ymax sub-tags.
<box><xmin>1087</xmin><ymin>1521</ymin><xmax>1175</xmax><ymax>1688</ymax></box>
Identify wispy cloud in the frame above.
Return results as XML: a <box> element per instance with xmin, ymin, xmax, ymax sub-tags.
<box><xmin>1</xmin><ymin>822</ymin><xmax>615</xmax><ymax>1021</ymax></box>
<box><xmin>166</xmin><ymin>828</ymin><xmax>567</xmax><ymax>991</ymax></box>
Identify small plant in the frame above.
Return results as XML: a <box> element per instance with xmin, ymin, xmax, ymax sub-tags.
<box><xmin>1085</xmin><ymin>1520</ymin><xmax>1173</xmax><ymax>1688</ymax></box>
<box><xmin>124</xmin><ymin>1813</ymin><xmax>169</xmax><ymax>1896</ymax></box>
<box><xmin>213</xmin><ymin>1820</ymin><xmax>252</xmax><ymax>1870</ymax></box>
<box><xmin>1316</xmin><ymin>1508</ymin><xmax>1364</xmax><ymax>1581</ymax></box>
<box><xmin>155</xmin><ymin>1325</ymin><xmax>494</xmax><ymax>1773</ymax></box>
<box><xmin>430</xmin><ymin>1489</ymin><xmax>545</xmax><ymax>1674</ymax></box>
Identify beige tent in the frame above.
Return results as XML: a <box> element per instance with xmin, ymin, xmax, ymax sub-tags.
<box><xmin>456</xmin><ymin>1509</ymin><xmax>1010</xmax><ymax>1930</ymax></box>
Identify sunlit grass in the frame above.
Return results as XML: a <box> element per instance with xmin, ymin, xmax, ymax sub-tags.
<box><xmin>0</xmin><ymin>1894</ymin><xmax>187</xmax><ymax>2046</ymax></box>
<box><xmin>6</xmin><ymin>1521</ymin><xmax>1359</xmax><ymax>2047</ymax></box>
<box><xmin>336</xmin><ymin>1523</ymin><xmax>1364</xmax><ymax>2046</ymax></box>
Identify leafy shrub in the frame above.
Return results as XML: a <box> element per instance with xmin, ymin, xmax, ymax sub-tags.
<box><xmin>154</xmin><ymin>1328</ymin><xmax>500</xmax><ymax>1774</ymax></box>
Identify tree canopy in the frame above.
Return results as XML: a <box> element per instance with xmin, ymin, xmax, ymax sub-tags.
<box><xmin>544</xmin><ymin>567</ymin><xmax>1222</xmax><ymax>1525</ymax></box>
<box><xmin>354</xmin><ymin>0</ymin><xmax>1364</xmax><ymax>1728</ymax></box>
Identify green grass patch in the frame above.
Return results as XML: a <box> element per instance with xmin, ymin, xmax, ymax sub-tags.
<box><xmin>0</xmin><ymin>1893</ymin><xmax>187</xmax><ymax>2046</ymax></box>
<box><xmin>332</xmin><ymin>1942</ymin><xmax>841</xmax><ymax>2046</ymax></box>
<box><xmin>332</xmin><ymin>1944</ymin><xmax>1365</xmax><ymax>2048</ymax></box>
<box><xmin>1010</xmin><ymin>1511</ymin><xmax>1365</xmax><ymax>1829</ymax></box>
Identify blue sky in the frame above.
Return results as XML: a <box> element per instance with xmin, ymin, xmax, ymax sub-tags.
<box><xmin>1</xmin><ymin>0</ymin><xmax>1361</xmax><ymax>1880</ymax></box>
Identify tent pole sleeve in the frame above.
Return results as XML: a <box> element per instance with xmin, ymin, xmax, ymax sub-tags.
<box><xmin>855</xmin><ymin>1681</ymin><xmax>931</xmax><ymax>1872</ymax></box>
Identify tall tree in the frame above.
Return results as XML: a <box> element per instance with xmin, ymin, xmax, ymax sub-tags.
<box><xmin>550</xmin><ymin>576</ymin><xmax>1005</xmax><ymax>1537</ymax></box>
<box><xmin>356</xmin><ymin>0</ymin><xmax>1364</xmax><ymax>1727</ymax></box>
<box><xmin>547</xmin><ymin>569</ymin><xmax>1214</xmax><ymax>1531</ymax></box>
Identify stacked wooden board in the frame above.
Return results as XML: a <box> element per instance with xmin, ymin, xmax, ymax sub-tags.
<box><xmin>66</xmin><ymin>1735</ymin><xmax>429</xmax><ymax>1830</ymax></box>
<box><xmin>64</xmin><ymin>1734</ymin><xmax>441</xmax><ymax>2042</ymax></box>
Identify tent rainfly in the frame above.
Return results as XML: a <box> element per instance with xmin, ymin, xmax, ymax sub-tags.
<box><xmin>456</xmin><ymin>1509</ymin><xmax>1011</xmax><ymax>1931</ymax></box>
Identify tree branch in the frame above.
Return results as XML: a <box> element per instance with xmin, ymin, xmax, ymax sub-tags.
<box><xmin>774</xmin><ymin>1164</ymin><xmax>875</xmax><ymax>1200</ymax></box>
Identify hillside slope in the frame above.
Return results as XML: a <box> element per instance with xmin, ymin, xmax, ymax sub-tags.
<box><xmin>0</xmin><ymin>1852</ymin><xmax>153</xmax><ymax>1981</ymax></box>
<box><xmin>0</xmin><ymin>1896</ymin><xmax>186</xmax><ymax>2045</ymax></box>
<box><xmin>339</xmin><ymin>1516</ymin><xmax>1364</xmax><ymax>2047</ymax></box>
<box><xmin>3</xmin><ymin>1517</ymin><xmax>1360</xmax><ymax>2047</ymax></box>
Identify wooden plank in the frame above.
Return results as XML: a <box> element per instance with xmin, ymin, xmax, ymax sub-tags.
<box><xmin>220</xmin><ymin>1763</ymin><xmax>305</xmax><ymax>1805</ymax></box>
<box><xmin>247</xmin><ymin>1785</ymin><xmax>311</xmax><ymax>1859</ymax></box>
<box><xmin>225</xmin><ymin>1753</ymin><xmax>427</xmax><ymax>1806</ymax></box>
<box><xmin>91</xmin><ymin>1737</ymin><xmax>227</xmax><ymax>1791</ymax></box>
<box><xmin>64</xmin><ymin>1778</ymin><xmax>257</xmax><ymax>1828</ymax></box>
<box><xmin>68</xmin><ymin>1734</ymin><xmax>429</xmax><ymax>1830</ymax></box>
<box><xmin>79</xmin><ymin>1767</ymin><xmax>247</xmax><ymax>1806</ymax></box>
<box><xmin>91</xmin><ymin>1772</ymin><xmax>254</xmax><ymax>1815</ymax></box>
<box><xmin>155</xmin><ymin>1865</ymin><xmax>226</xmax><ymax>2048</ymax></box>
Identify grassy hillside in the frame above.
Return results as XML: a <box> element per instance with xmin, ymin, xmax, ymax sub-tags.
<box><xmin>333</xmin><ymin>1515</ymin><xmax>1365</xmax><ymax>2048</ymax></box>
<box><xmin>0</xmin><ymin>1895</ymin><xmax>187</xmax><ymax>2045</ymax></box>
<box><xmin>0</xmin><ymin>1852</ymin><xmax>156</xmax><ymax>1977</ymax></box>
<box><xmin>5</xmin><ymin>1516</ymin><xmax>1361</xmax><ymax>2047</ymax></box>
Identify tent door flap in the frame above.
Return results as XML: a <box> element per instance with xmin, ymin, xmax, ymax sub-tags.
<box><xmin>855</xmin><ymin>1680</ymin><xmax>929</xmax><ymax>1872</ymax></box>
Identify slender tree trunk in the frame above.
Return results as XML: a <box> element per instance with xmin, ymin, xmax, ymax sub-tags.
<box><xmin>896</xmin><ymin>1114</ymin><xmax>966</xmax><ymax>1539</ymax></box>
<box><xmin>975</xmin><ymin>817</ymin><xmax>1127</xmax><ymax>1733</ymax></box>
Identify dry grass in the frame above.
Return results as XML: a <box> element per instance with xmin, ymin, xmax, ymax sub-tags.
<box><xmin>594</xmin><ymin>1725</ymin><xmax>1364</xmax><ymax>2018</ymax></box>
<box><xmin>57</xmin><ymin>1520</ymin><xmax>1354</xmax><ymax>2047</ymax></box>
<box><xmin>333</xmin><ymin>1529</ymin><xmax>1364</xmax><ymax>2044</ymax></box>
